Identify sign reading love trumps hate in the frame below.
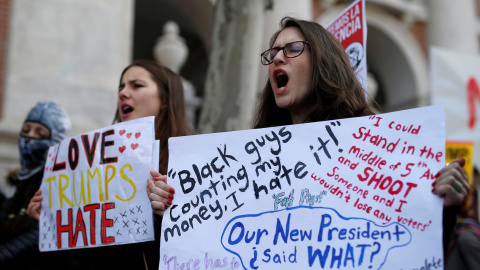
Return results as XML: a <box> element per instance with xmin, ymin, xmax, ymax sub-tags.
<box><xmin>39</xmin><ymin>117</ymin><xmax>158</xmax><ymax>251</ymax></box>
<box><xmin>160</xmin><ymin>106</ymin><xmax>445</xmax><ymax>270</ymax></box>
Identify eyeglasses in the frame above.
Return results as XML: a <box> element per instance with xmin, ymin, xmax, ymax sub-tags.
<box><xmin>260</xmin><ymin>41</ymin><xmax>309</xmax><ymax>65</ymax></box>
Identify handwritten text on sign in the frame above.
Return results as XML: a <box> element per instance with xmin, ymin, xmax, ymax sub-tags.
<box><xmin>160</xmin><ymin>106</ymin><xmax>445</xmax><ymax>270</ymax></box>
<box><xmin>39</xmin><ymin>117</ymin><xmax>157</xmax><ymax>251</ymax></box>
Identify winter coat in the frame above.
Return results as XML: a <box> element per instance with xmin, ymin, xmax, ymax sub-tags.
<box><xmin>0</xmin><ymin>170</ymin><xmax>79</xmax><ymax>269</ymax></box>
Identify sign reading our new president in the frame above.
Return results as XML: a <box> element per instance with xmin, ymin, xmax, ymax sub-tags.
<box><xmin>39</xmin><ymin>117</ymin><xmax>158</xmax><ymax>251</ymax></box>
<box><xmin>160</xmin><ymin>106</ymin><xmax>445</xmax><ymax>270</ymax></box>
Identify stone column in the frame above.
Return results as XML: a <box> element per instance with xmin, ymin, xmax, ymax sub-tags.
<box><xmin>198</xmin><ymin>0</ymin><xmax>267</xmax><ymax>133</ymax></box>
<box><xmin>427</xmin><ymin>0</ymin><xmax>478</xmax><ymax>54</ymax></box>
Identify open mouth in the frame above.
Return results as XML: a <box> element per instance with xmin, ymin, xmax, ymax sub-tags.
<box><xmin>121</xmin><ymin>104</ymin><xmax>133</xmax><ymax>116</ymax></box>
<box><xmin>275</xmin><ymin>72</ymin><xmax>289</xmax><ymax>93</ymax></box>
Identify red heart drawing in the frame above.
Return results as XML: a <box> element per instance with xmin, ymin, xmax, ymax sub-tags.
<box><xmin>48</xmin><ymin>153</ymin><xmax>51</xmax><ymax>157</ymax></box>
<box><xmin>45</xmin><ymin>166</ymin><xmax>49</xmax><ymax>171</ymax></box>
<box><xmin>119</xmin><ymin>146</ymin><xmax>126</xmax><ymax>153</ymax></box>
<box><xmin>135</xmin><ymin>132</ymin><xmax>141</xmax><ymax>139</ymax></box>
<box><xmin>131</xmin><ymin>143</ymin><xmax>139</xmax><ymax>150</ymax></box>
<box><xmin>50</xmin><ymin>167</ymin><xmax>53</xmax><ymax>172</ymax></box>
<box><xmin>119</xmin><ymin>129</ymin><xmax>126</xmax><ymax>136</ymax></box>
<box><xmin>126</xmin><ymin>133</ymin><xmax>132</xmax><ymax>138</ymax></box>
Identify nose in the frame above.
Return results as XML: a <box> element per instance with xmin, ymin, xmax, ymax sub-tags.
<box><xmin>272</xmin><ymin>50</ymin><xmax>286</xmax><ymax>65</ymax></box>
<box><xmin>118</xmin><ymin>86</ymin><xmax>130</xmax><ymax>100</ymax></box>
<box><xmin>25</xmin><ymin>130</ymin><xmax>37</xmax><ymax>138</ymax></box>
<box><xmin>22</xmin><ymin>129</ymin><xmax>39</xmax><ymax>139</ymax></box>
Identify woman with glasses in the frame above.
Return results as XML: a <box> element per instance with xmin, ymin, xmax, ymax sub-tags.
<box><xmin>256</xmin><ymin>16</ymin><xmax>469</xmax><ymax>253</ymax></box>
<box><xmin>256</xmin><ymin>17</ymin><xmax>372</xmax><ymax>126</ymax></box>
<box><xmin>145</xmin><ymin>17</ymin><xmax>468</xmax><ymax>258</ymax></box>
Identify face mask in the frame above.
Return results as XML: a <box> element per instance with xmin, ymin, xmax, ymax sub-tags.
<box><xmin>17</xmin><ymin>135</ymin><xmax>51</xmax><ymax>180</ymax></box>
<box><xmin>17</xmin><ymin>101</ymin><xmax>71</xmax><ymax>180</ymax></box>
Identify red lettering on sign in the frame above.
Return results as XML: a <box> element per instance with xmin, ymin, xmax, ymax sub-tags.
<box><xmin>84</xmin><ymin>204</ymin><xmax>100</xmax><ymax>245</ymax></box>
<box><xmin>56</xmin><ymin>203</ymin><xmax>114</xmax><ymax>249</ymax></box>
<box><xmin>101</xmin><ymin>203</ymin><xmax>115</xmax><ymax>244</ymax></box>
<box><xmin>57</xmin><ymin>209</ymin><xmax>73</xmax><ymax>248</ymax></box>
<box><xmin>73</xmin><ymin>208</ymin><xmax>87</xmax><ymax>247</ymax></box>
<box><xmin>467</xmin><ymin>77</ymin><xmax>480</xmax><ymax>129</ymax></box>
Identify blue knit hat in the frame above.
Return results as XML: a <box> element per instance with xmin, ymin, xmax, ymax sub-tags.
<box><xmin>18</xmin><ymin>101</ymin><xmax>71</xmax><ymax>180</ymax></box>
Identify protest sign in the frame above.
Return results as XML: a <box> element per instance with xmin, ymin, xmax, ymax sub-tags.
<box><xmin>431</xmin><ymin>46</ymin><xmax>480</xmax><ymax>169</ymax></box>
<box><xmin>160</xmin><ymin>106</ymin><xmax>445</xmax><ymax>270</ymax></box>
<box><xmin>39</xmin><ymin>117</ymin><xmax>158</xmax><ymax>251</ymax></box>
<box><xmin>446</xmin><ymin>141</ymin><xmax>475</xmax><ymax>210</ymax></box>
<box><xmin>446</xmin><ymin>141</ymin><xmax>474</xmax><ymax>184</ymax></box>
<box><xmin>326</xmin><ymin>0</ymin><xmax>367</xmax><ymax>91</ymax></box>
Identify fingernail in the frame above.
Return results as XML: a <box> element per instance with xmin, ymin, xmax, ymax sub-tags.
<box><xmin>167</xmin><ymin>201</ymin><xmax>172</xmax><ymax>205</ymax></box>
<box><xmin>168</xmin><ymin>194</ymin><xmax>174</xmax><ymax>200</ymax></box>
<box><xmin>435</xmin><ymin>172</ymin><xmax>440</xmax><ymax>178</ymax></box>
<box><xmin>169</xmin><ymin>188</ymin><xmax>175</xmax><ymax>194</ymax></box>
<box><xmin>431</xmin><ymin>181</ymin><xmax>436</xmax><ymax>187</ymax></box>
<box><xmin>432</xmin><ymin>188</ymin><xmax>435</xmax><ymax>193</ymax></box>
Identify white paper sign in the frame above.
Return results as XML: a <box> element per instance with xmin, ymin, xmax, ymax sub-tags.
<box><xmin>160</xmin><ymin>106</ymin><xmax>445</xmax><ymax>270</ymax></box>
<box><xmin>431</xmin><ymin>46</ymin><xmax>480</xmax><ymax>169</ymax></box>
<box><xmin>39</xmin><ymin>117</ymin><xmax>157</xmax><ymax>251</ymax></box>
<box><xmin>326</xmin><ymin>0</ymin><xmax>367</xmax><ymax>91</ymax></box>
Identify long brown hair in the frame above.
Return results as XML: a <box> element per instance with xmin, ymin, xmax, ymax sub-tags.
<box><xmin>114</xmin><ymin>60</ymin><xmax>190</xmax><ymax>174</ymax></box>
<box><xmin>254</xmin><ymin>17</ymin><xmax>375</xmax><ymax>128</ymax></box>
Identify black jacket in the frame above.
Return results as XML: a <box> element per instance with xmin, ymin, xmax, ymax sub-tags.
<box><xmin>0</xmin><ymin>170</ymin><xmax>79</xmax><ymax>269</ymax></box>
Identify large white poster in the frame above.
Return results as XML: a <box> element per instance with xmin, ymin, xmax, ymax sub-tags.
<box><xmin>160</xmin><ymin>106</ymin><xmax>445</xmax><ymax>270</ymax></box>
<box><xmin>39</xmin><ymin>117</ymin><xmax>158</xmax><ymax>251</ymax></box>
<box><xmin>431</xmin><ymin>46</ymin><xmax>480</xmax><ymax>169</ymax></box>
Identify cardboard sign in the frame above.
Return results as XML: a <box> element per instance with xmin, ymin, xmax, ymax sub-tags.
<box><xmin>446</xmin><ymin>141</ymin><xmax>474</xmax><ymax>184</ymax></box>
<box><xmin>39</xmin><ymin>117</ymin><xmax>158</xmax><ymax>251</ymax></box>
<box><xmin>326</xmin><ymin>0</ymin><xmax>367</xmax><ymax>91</ymax></box>
<box><xmin>431</xmin><ymin>46</ymin><xmax>480</xmax><ymax>170</ymax></box>
<box><xmin>160</xmin><ymin>106</ymin><xmax>445</xmax><ymax>270</ymax></box>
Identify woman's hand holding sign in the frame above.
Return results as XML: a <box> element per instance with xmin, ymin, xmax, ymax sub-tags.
<box><xmin>433</xmin><ymin>158</ymin><xmax>469</xmax><ymax>207</ymax></box>
<box><xmin>26</xmin><ymin>189</ymin><xmax>43</xmax><ymax>221</ymax></box>
<box><xmin>147</xmin><ymin>169</ymin><xmax>175</xmax><ymax>216</ymax></box>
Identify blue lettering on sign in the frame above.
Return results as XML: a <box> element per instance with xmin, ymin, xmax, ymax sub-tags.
<box><xmin>221</xmin><ymin>206</ymin><xmax>412</xmax><ymax>269</ymax></box>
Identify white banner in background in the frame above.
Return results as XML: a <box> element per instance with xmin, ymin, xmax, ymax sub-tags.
<box><xmin>431</xmin><ymin>46</ymin><xmax>480</xmax><ymax>169</ymax></box>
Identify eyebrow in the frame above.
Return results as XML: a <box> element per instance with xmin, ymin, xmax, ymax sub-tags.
<box><xmin>128</xmin><ymin>79</ymin><xmax>146</xmax><ymax>84</ymax></box>
<box><xmin>120</xmin><ymin>78</ymin><xmax>146</xmax><ymax>83</ymax></box>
